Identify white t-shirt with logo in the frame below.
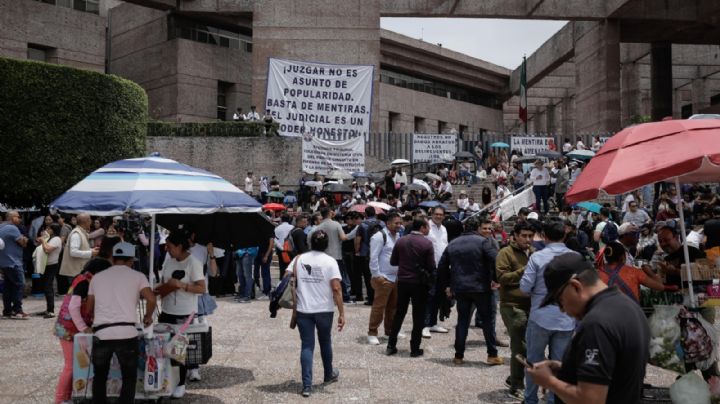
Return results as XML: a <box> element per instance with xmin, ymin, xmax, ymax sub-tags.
<box><xmin>160</xmin><ymin>254</ymin><xmax>204</xmax><ymax>315</ymax></box>
<box><xmin>287</xmin><ymin>251</ymin><xmax>341</xmax><ymax>314</ymax></box>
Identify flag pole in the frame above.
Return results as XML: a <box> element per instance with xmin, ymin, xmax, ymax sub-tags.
<box><xmin>522</xmin><ymin>55</ymin><xmax>528</xmax><ymax>135</ymax></box>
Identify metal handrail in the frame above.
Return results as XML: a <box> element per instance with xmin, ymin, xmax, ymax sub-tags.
<box><xmin>461</xmin><ymin>182</ymin><xmax>532</xmax><ymax>222</ymax></box>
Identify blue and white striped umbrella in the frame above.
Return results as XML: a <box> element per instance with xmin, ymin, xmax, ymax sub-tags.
<box><xmin>50</xmin><ymin>157</ymin><xmax>261</xmax><ymax>216</ymax></box>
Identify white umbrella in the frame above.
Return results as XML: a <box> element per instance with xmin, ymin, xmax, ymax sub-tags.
<box><xmin>412</xmin><ymin>178</ymin><xmax>433</xmax><ymax>193</ymax></box>
<box><xmin>391</xmin><ymin>159</ymin><xmax>410</xmax><ymax>165</ymax></box>
<box><xmin>327</xmin><ymin>169</ymin><xmax>353</xmax><ymax>180</ymax></box>
<box><xmin>424</xmin><ymin>173</ymin><xmax>441</xmax><ymax>181</ymax></box>
<box><xmin>368</xmin><ymin>201</ymin><xmax>393</xmax><ymax>211</ymax></box>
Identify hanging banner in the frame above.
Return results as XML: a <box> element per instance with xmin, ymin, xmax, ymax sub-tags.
<box><xmin>266</xmin><ymin>58</ymin><xmax>374</xmax><ymax>139</ymax></box>
<box><xmin>412</xmin><ymin>134</ymin><xmax>458</xmax><ymax>163</ymax></box>
<box><xmin>511</xmin><ymin>136</ymin><xmax>558</xmax><ymax>155</ymax></box>
<box><xmin>302</xmin><ymin>134</ymin><xmax>365</xmax><ymax>175</ymax></box>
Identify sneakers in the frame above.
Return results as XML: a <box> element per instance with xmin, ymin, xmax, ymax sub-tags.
<box><xmin>256</xmin><ymin>294</ymin><xmax>270</xmax><ymax>301</ymax></box>
<box><xmin>188</xmin><ymin>369</ymin><xmax>201</xmax><ymax>381</ymax></box>
<box><xmin>385</xmin><ymin>346</ymin><xmax>398</xmax><ymax>356</ymax></box>
<box><xmin>42</xmin><ymin>311</ymin><xmax>55</xmax><ymax>319</ymax></box>
<box><xmin>324</xmin><ymin>368</ymin><xmax>339</xmax><ymax>383</ymax></box>
<box><xmin>487</xmin><ymin>356</ymin><xmax>504</xmax><ymax>366</ymax></box>
<box><xmin>367</xmin><ymin>335</ymin><xmax>380</xmax><ymax>345</ymax></box>
<box><xmin>410</xmin><ymin>349</ymin><xmax>424</xmax><ymax>358</ymax></box>
<box><xmin>172</xmin><ymin>385</ymin><xmax>186</xmax><ymax>398</ymax></box>
<box><xmin>453</xmin><ymin>357</ymin><xmax>464</xmax><ymax>365</ymax></box>
<box><xmin>236</xmin><ymin>297</ymin><xmax>251</xmax><ymax>303</ymax></box>
<box><xmin>429</xmin><ymin>325</ymin><xmax>449</xmax><ymax>333</ymax></box>
<box><xmin>13</xmin><ymin>312</ymin><xmax>30</xmax><ymax>320</ymax></box>
<box><xmin>422</xmin><ymin>327</ymin><xmax>432</xmax><ymax>338</ymax></box>
<box><xmin>301</xmin><ymin>386</ymin><xmax>312</xmax><ymax>397</ymax></box>
<box><xmin>506</xmin><ymin>388</ymin><xmax>524</xmax><ymax>400</ymax></box>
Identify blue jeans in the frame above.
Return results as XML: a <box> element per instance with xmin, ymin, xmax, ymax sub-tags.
<box><xmin>254</xmin><ymin>253</ymin><xmax>271</xmax><ymax>295</ymax></box>
<box><xmin>236</xmin><ymin>254</ymin><xmax>254</xmax><ymax>298</ymax></box>
<box><xmin>455</xmin><ymin>292</ymin><xmax>497</xmax><ymax>358</ymax></box>
<box><xmin>532</xmin><ymin>185</ymin><xmax>549</xmax><ymax>213</ymax></box>
<box><xmin>524</xmin><ymin>320</ymin><xmax>573</xmax><ymax>404</ymax></box>
<box><xmin>336</xmin><ymin>259</ymin><xmax>351</xmax><ymax>302</ymax></box>
<box><xmin>424</xmin><ymin>283</ymin><xmax>439</xmax><ymax>328</ymax></box>
<box><xmin>2</xmin><ymin>266</ymin><xmax>24</xmax><ymax>315</ymax></box>
<box><xmin>296</xmin><ymin>311</ymin><xmax>334</xmax><ymax>389</ymax></box>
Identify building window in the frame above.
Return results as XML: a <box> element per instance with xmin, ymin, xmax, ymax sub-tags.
<box><xmin>414</xmin><ymin>117</ymin><xmax>425</xmax><ymax>133</ymax></box>
<box><xmin>168</xmin><ymin>15</ymin><xmax>252</xmax><ymax>52</ymax></box>
<box><xmin>34</xmin><ymin>0</ymin><xmax>99</xmax><ymax>14</ymax></box>
<box><xmin>438</xmin><ymin>121</ymin><xmax>447</xmax><ymax>133</ymax></box>
<box><xmin>711</xmin><ymin>93</ymin><xmax>720</xmax><ymax>106</ymax></box>
<box><xmin>217</xmin><ymin>81</ymin><xmax>233</xmax><ymax>121</ymax></box>
<box><xmin>388</xmin><ymin>112</ymin><xmax>399</xmax><ymax>132</ymax></box>
<box><xmin>681</xmin><ymin>104</ymin><xmax>693</xmax><ymax>119</ymax></box>
<box><xmin>27</xmin><ymin>44</ymin><xmax>50</xmax><ymax>62</ymax></box>
<box><xmin>459</xmin><ymin>125</ymin><xmax>468</xmax><ymax>136</ymax></box>
<box><xmin>379</xmin><ymin>66</ymin><xmax>501</xmax><ymax>110</ymax></box>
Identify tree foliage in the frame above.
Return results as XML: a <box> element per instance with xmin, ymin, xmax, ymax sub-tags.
<box><xmin>0</xmin><ymin>57</ymin><xmax>148</xmax><ymax>208</ymax></box>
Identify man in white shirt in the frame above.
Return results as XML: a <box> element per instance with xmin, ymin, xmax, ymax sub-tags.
<box><xmin>246</xmin><ymin>105</ymin><xmax>261</xmax><ymax>121</ymax></box>
<box><xmin>232</xmin><ymin>107</ymin><xmax>245</xmax><ymax>121</ymax></box>
<box><xmin>87</xmin><ymin>242</ymin><xmax>156</xmax><ymax>404</ymax></box>
<box><xmin>367</xmin><ymin>213</ymin><xmax>402</xmax><ymax>345</ymax></box>
<box><xmin>244</xmin><ymin>171</ymin><xmax>254</xmax><ymax>195</ymax></box>
<box><xmin>424</xmin><ymin>207</ymin><xmax>449</xmax><ymax>337</ymax></box>
<box><xmin>274</xmin><ymin>214</ymin><xmax>294</xmax><ymax>277</ymax></box>
<box><xmin>562</xmin><ymin>138</ymin><xmax>573</xmax><ymax>154</ymax></box>
<box><xmin>59</xmin><ymin>213</ymin><xmax>99</xmax><ymax>291</ymax></box>
<box><xmin>467</xmin><ymin>198</ymin><xmax>481</xmax><ymax>213</ymax></box>
<box><xmin>437</xmin><ymin>179</ymin><xmax>453</xmax><ymax>202</ymax></box>
<box><xmin>530</xmin><ymin>160</ymin><xmax>551</xmax><ymax>214</ymax></box>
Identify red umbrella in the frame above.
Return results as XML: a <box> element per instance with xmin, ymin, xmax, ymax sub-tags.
<box><xmin>350</xmin><ymin>204</ymin><xmax>385</xmax><ymax>215</ymax></box>
<box><xmin>262</xmin><ymin>203</ymin><xmax>286</xmax><ymax>212</ymax></box>
<box><xmin>566</xmin><ymin>119</ymin><xmax>720</xmax><ymax>204</ymax></box>
<box><xmin>565</xmin><ymin>119</ymin><xmax>720</xmax><ymax>307</ymax></box>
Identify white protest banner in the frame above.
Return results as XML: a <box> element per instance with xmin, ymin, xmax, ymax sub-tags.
<box><xmin>510</xmin><ymin>136</ymin><xmax>558</xmax><ymax>155</ymax></box>
<box><xmin>266</xmin><ymin>58</ymin><xmax>374</xmax><ymax>139</ymax></box>
<box><xmin>302</xmin><ymin>134</ymin><xmax>365</xmax><ymax>175</ymax></box>
<box><xmin>412</xmin><ymin>134</ymin><xmax>457</xmax><ymax>163</ymax></box>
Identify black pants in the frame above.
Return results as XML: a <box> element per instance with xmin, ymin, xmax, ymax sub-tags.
<box><xmin>158</xmin><ymin>312</ymin><xmax>198</xmax><ymax>386</ymax></box>
<box><xmin>352</xmin><ymin>256</ymin><xmax>374</xmax><ymax>303</ymax></box>
<box><xmin>43</xmin><ymin>263</ymin><xmax>60</xmax><ymax>313</ymax></box>
<box><xmin>92</xmin><ymin>337</ymin><xmax>138</xmax><ymax>404</ymax></box>
<box><xmin>388</xmin><ymin>282</ymin><xmax>428</xmax><ymax>352</ymax></box>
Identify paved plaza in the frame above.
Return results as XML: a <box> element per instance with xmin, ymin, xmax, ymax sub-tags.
<box><xmin>1</xmin><ymin>293</ymin><xmax>678</xmax><ymax>404</ymax></box>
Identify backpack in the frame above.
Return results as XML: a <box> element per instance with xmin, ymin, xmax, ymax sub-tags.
<box><xmin>54</xmin><ymin>273</ymin><xmax>94</xmax><ymax>340</ymax></box>
<box><xmin>600</xmin><ymin>220</ymin><xmax>619</xmax><ymax>245</ymax></box>
<box><xmin>364</xmin><ymin>219</ymin><xmax>384</xmax><ymax>246</ymax></box>
<box><xmin>280</xmin><ymin>228</ymin><xmax>299</xmax><ymax>265</ymax></box>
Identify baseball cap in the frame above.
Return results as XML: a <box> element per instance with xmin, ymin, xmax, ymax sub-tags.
<box><xmin>527</xmin><ymin>212</ymin><xmax>539</xmax><ymax>220</ymax></box>
<box><xmin>618</xmin><ymin>223</ymin><xmax>639</xmax><ymax>236</ymax></box>
<box><xmin>113</xmin><ymin>242</ymin><xmax>137</xmax><ymax>259</ymax></box>
<box><xmin>540</xmin><ymin>253</ymin><xmax>593</xmax><ymax>308</ymax></box>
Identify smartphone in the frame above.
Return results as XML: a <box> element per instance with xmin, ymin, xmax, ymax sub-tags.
<box><xmin>515</xmin><ymin>354</ymin><xmax>534</xmax><ymax>369</ymax></box>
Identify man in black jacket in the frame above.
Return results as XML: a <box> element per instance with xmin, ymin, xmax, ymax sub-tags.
<box><xmin>439</xmin><ymin>217</ymin><xmax>502</xmax><ymax>366</ymax></box>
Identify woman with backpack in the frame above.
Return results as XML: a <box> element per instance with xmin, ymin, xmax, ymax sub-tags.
<box><xmin>53</xmin><ymin>236</ymin><xmax>119</xmax><ymax>404</ymax></box>
<box><xmin>598</xmin><ymin>241</ymin><xmax>676</xmax><ymax>303</ymax></box>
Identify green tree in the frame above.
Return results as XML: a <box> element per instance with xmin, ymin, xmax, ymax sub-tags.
<box><xmin>0</xmin><ymin>57</ymin><xmax>148</xmax><ymax>208</ymax></box>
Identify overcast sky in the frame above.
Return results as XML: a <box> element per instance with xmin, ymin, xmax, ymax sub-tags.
<box><xmin>380</xmin><ymin>18</ymin><xmax>567</xmax><ymax>70</ymax></box>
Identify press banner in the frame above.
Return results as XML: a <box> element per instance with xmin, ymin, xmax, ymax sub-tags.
<box><xmin>510</xmin><ymin>136</ymin><xmax>558</xmax><ymax>155</ymax></box>
<box><xmin>412</xmin><ymin>134</ymin><xmax>458</xmax><ymax>163</ymax></box>
<box><xmin>266</xmin><ymin>58</ymin><xmax>374</xmax><ymax>139</ymax></box>
<box><xmin>302</xmin><ymin>134</ymin><xmax>365</xmax><ymax>175</ymax></box>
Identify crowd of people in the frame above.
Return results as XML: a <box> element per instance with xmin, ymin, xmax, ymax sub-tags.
<box><xmin>2</xmin><ymin>147</ymin><xmax>720</xmax><ymax>402</ymax></box>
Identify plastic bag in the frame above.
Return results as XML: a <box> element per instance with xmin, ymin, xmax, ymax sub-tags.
<box><xmin>163</xmin><ymin>312</ymin><xmax>194</xmax><ymax>364</ymax></box>
<box><xmin>680</xmin><ymin>307</ymin><xmax>719</xmax><ymax>372</ymax></box>
<box><xmin>669</xmin><ymin>372</ymin><xmax>710</xmax><ymax>404</ymax></box>
<box><xmin>648</xmin><ymin>305</ymin><xmax>684</xmax><ymax>373</ymax></box>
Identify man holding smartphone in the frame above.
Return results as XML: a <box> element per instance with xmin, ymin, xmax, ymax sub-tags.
<box><xmin>526</xmin><ymin>253</ymin><xmax>650</xmax><ymax>404</ymax></box>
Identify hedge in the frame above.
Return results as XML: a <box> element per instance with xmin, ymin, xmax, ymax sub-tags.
<box><xmin>0</xmin><ymin>57</ymin><xmax>148</xmax><ymax>208</ymax></box>
<box><xmin>147</xmin><ymin>120</ymin><xmax>279</xmax><ymax>137</ymax></box>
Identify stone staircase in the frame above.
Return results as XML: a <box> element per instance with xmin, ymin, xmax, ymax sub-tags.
<box><xmin>444</xmin><ymin>179</ymin><xmax>497</xmax><ymax>213</ymax></box>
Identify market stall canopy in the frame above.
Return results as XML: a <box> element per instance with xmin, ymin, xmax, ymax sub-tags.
<box><xmin>566</xmin><ymin>119</ymin><xmax>720</xmax><ymax>204</ymax></box>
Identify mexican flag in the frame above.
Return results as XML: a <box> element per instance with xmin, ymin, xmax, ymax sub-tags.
<box><xmin>519</xmin><ymin>56</ymin><xmax>527</xmax><ymax>125</ymax></box>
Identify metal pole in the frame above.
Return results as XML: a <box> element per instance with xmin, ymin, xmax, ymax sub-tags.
<box><xmin>675</xmin><ymin>177</ymin><xmax>695</xmax><ymax>308</ymax></box>
<box><xmin>149</xmin><ymin>214</ymin><xmax>156</xmax><ymax>290</ymax></box>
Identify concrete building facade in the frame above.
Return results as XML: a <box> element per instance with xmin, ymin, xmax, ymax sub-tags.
<box><xmin>2</xmin><ymin>0</ymin><xmax>720</xmax><ymax>139</ymax></box>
